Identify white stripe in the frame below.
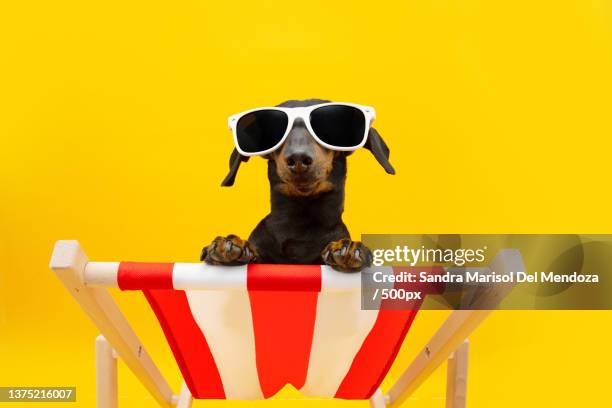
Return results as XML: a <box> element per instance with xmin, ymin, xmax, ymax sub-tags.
<box><xmin>172</xmin><ymin>263</ymin><xmax>249</xmax><ymax>290</ymax></box>
<box><xmin>300</xmin><ymin>267</ymin><xmax>384</xmax><ymax>397</ymax></box>
<box><xmin>84</xmin><ymin>262</ymin><xmax>119</xmax><ymax>287</ymax></box>
<box><xmin>320</xmin><ymin>265</ymin><xmax>363</xmax><ymax>291</ymax></box>
<box><xmin>180</xmin><ymin>265</ymin><xmax>263</xmax><ymax>399</ymax></box>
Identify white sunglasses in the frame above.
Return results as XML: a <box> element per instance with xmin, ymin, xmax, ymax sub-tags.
<box><xmin>228</xmin><ymin>102</ymin><xmax>376</xmax><ymax>157</ymax></box>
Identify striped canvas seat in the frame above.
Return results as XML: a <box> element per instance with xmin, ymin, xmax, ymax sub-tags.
<box><xmin>115</xmin><ymin>262</ymin><xmax>437</xmax><ymax>400</ymax></box>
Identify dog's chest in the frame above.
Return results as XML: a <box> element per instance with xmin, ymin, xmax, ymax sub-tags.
<box><xmin>279</xmin><ymin>237</ymin><xmax>324</xmax><ymax>263</ymax></box>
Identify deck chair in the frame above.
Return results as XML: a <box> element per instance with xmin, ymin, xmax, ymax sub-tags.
<box><xmin>50</xmin><ymin>240</ymin><xmax>523</xmax><ymax>408</ymax></box>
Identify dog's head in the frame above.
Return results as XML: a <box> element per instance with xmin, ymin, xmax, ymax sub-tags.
<box><xmin>221</xmin><ymin>99</ymin><xmax>394</xmax><ymax>196</ymax></box>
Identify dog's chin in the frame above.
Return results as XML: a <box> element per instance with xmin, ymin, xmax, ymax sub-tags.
<box><xmin>277</xmin><ymin>177</ymin><xmax>333</xmax><ymax>197</ymax></box>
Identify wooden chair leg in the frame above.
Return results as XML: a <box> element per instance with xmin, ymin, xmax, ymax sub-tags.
<box><xmin>96</xmin><ymin>335</ymin><xmax>118</xmax><ymax>408</ymax></box>
<box><xmin>446</xmin><ymin>339</ymin><xmax>469</xmax><ymax>408</ymax></box>
<box><xmin>174</xmin><ymin>382</ymin><xmax>193</xmax><ymax>408</ymax></box>
<box><xmin>52</xmin><ymin>241</ymin><xmax>174</xmax><ymax>407</ymax></box>
<box><xmin>369</xmin><ymin>388</ymin><xmax>389</xmax><ymax>408</ymax></box>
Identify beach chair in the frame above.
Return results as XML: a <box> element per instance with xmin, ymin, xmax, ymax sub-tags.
<box><xmin>50</xmin><ymin>240</ymin><xmax>522</xmax><ymax>408</ymax></box>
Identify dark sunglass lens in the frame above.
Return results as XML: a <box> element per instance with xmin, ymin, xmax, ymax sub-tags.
<box><xmin>236</xmin><ymin>110</ymin><xmax>288</xmax><ymax>154</ymax></box>
<box><xmin>309</xmin><ymin>105</ymin><xmax>366</xmax><ymax>148</ymax></box>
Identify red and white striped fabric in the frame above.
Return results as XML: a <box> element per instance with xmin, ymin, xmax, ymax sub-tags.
<box><xmin>116</xmin><ymin>263</ymin><xmax>427</xmax><ymax>400</ymax></box>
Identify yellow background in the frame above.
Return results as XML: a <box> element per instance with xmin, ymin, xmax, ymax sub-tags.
<box><xmin>1</xmin><ymin>0</ymin><xmax>611</xmax><ymax>406</ymax></box>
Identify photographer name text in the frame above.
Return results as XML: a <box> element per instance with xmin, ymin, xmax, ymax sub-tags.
<box><xmin>373</xmin><ymin>270</ymin><xmax>600</xmax><ymax>284</ymax></box>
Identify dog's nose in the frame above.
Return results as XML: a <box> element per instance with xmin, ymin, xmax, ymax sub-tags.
<box><xmin>286</xmin><ymin>153</ymin><xmax>314</xmax><ymax>173</ymax></box>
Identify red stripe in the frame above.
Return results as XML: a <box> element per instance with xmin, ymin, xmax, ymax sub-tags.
<box><xmin>118</xmin><ymin>262</ymin><xmax>174</xmax><ymax>290</ymax></box>
<box><xmin>247</xmin><ymin>264</ymin><xmax>322</xmax><ymax>292</ymax></box>
<box><xmin>334</xmin><ymin>309</ymin><xmax>420</xmax><ymax>399</ymax></box>
<box><xmin>334</xmin><ymin>267</ymin><xmax>433</xmax><ymax>399</ymax></box>
<box><xmin>247</xmin><ymin>265</ymin><xmax>321</xmax><ymax>398</ymax></box>
<box><xmin>143</xmin><ymin>290</ymin><xmax>226</xmax><ymax>399</ymax></box>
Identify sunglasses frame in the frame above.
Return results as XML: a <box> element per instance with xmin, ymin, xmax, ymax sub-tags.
<box><xmin>228</xmin><ymin>102</ymin><xmax>376</xmax><ymax>157</ymax></box>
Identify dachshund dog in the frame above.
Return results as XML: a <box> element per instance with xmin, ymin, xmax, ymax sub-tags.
<box><xmin>201</xmin><ymin>99</ymin><xmax>394</xmax><ymax>272</ymax></box>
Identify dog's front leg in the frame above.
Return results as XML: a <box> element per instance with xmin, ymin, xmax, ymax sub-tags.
<box><xmin>322</xmin><ymin>239</ymin><xmax>373</xmax><ymax>272</ymax></box>
<box><xmin>200</xmin><ymin>235</ymin><xmax>257</xmax><ymax>265</ymax></box>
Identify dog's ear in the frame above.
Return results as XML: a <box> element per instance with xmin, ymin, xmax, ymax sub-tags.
<box><xmin>365</xmin><ymin>127</ymin><xmax>395</xmax><ymax>174</ymax></box>
<box><xmin>221</xmin><ymin>148</ymin><xmax>250</xmax><ymax>186</ymax></box>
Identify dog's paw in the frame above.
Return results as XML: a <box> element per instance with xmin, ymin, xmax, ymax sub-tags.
<box><xmin>200</xmin><ymin>235</ymin><xmax>257</xmax><ymax>265</ymax></box>
<box><xmin>322</xmin><ymin>239</ymin><xmax>373</xmax><ymax>272</ymax></box>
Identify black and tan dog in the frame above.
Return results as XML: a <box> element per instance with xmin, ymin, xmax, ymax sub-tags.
<box><xmin>201</xmin><ymin>99</ymin><xmax>394</xmax><ymax>272</ymax></box>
